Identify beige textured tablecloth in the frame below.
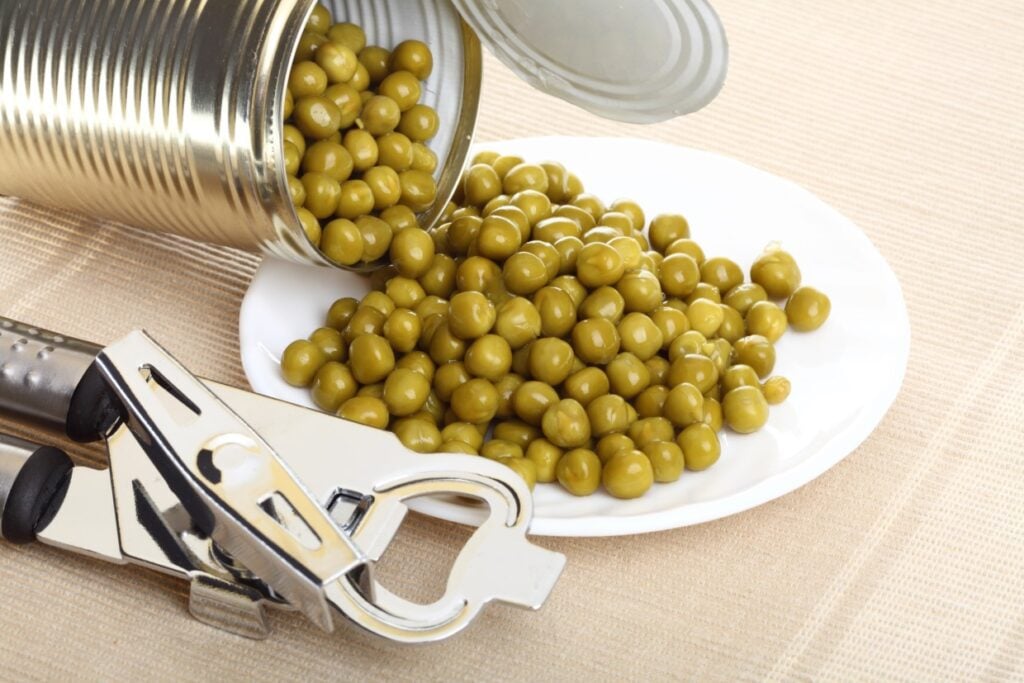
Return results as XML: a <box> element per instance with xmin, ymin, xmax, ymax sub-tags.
<box><xmin>1</xmin><ymin>1</ymin><xmax>1022</xmax><ymax>680</ymax></box>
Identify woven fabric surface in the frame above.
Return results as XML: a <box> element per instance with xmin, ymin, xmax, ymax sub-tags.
<box><xmin>1</xmin><ymin>0</ymin><xmax>1022</xmax><ymax>680</ymax></box>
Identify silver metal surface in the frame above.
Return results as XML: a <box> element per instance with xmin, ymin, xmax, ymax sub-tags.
<box><xmin>35</xmin><ymin>467</ymin><xmax>122</xmax><ymax>562</ymax></box>
<box><xmin>0</xmin><ymin>434</ymin><xmax>35</xmax><ymax>531</ymax></box>
<box><xmin>0</xmin><ymin>318</ymin><xmax>99</xmax><ymax>431</ymax></box>
<box><xmin>0</xmin><ymin>0</ymin><xmax>481</xmax><ymax>269</ymax></box>
<box><xmin>94</xmin><ymin>331</ymin><xmax>366</xmax><ymax>633</ymax></box>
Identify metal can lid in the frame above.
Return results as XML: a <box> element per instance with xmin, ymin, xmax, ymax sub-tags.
<box><xmin>449</xmin><ymin>0</ymin><xmax>729</xmax><ymax>124</ymax></box>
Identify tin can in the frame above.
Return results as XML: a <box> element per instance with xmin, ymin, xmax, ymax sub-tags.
<box><xmin>0</xmin><ymin>0</ymin><xmax>481</xmax><ymax>268</ymax></box>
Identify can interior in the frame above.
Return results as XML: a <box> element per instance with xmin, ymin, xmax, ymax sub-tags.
<box><xmin>273</xmin><ymin>0</ymin><xmax>483</xmax><ymax>272</ymax></box>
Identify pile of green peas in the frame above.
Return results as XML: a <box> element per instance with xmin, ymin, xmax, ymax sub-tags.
<box><xmin>285</xmin><ymin>4</ymin><xmax>440</xmax><ymax>266</ymax></box>
<box><xmin>281</xmin><ymin>150</ymin><xmax>832</xmax><ymax>500</ymax></box>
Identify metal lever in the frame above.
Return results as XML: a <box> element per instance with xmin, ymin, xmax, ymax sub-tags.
<box><xmin>93</xmin><ymin>331</ymin><xmax>366</xmax><ymax>632</ymax></box>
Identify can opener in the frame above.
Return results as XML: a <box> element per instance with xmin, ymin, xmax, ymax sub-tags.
<box><xmin>0</xmin><ymin>318</ymin><xmax>564</xmax><ymax>642</ymax></box>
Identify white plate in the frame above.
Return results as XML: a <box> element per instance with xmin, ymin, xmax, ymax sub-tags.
<box><xmin>239</xmin><ymin>137</ymin><xmax>910</xmax><ymax>537</ymax></box>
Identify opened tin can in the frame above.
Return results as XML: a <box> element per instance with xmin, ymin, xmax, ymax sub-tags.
<box><xmin>0</xmin><ymin>0</ymin><xmax>481</xmax><ymax>267</ymax></box>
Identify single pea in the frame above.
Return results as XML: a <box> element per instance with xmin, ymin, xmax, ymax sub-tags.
<box><xmin>519</xmin><ymin>242</ymin><xmax>560</xmax><ymax>281</ymax></box>
<box><xmin>457</xmin><ymin>256</ymin><xmax>502</xmax><ymax>293</ymax></box>
<box><xmin>643</xmin><ymin>441</ymin><xmax>685</xmax><ymax>483</ymax></box>
<box><xmin>686</xmin><ymin>298</ymin><xmax>725</xmax><ymax>337</ymax></box>
<box><xmin>288</xmin><ymin>175</ymin><xmax>307</xmax><ymax>207</ymax></box>
<box><xmin>602</xmin><ymin>450</ymin><xmax>654</xmax><ymax>499</ymax></box>
<box><xmin>378</xmin><ymin>70</ymin><xmax>422</xmax><ymax>112</ymax></box>
<box><xmin>343</xmin><ymin>306</ymin><xmax>385</xmax><ymax>343</ymax></box>
<box><xmin>648</xmin><ymin>214</ymin><xmax>690</xmax><ymax>253</ymax></box>
<box><xmin>491</xmin><ymin>155</ymin><xmax>525</xmax><ymax>179</ymax></box>
<box><xmin>563</xmin><ymin>367</ymin><xmax>610</xmax><ymax>407</ymax></box>
<box><xmin>717</xmin><ymin>304</ymin><xmax>746</xmax><ymax>344</ymax></box>
<box><xmin>295</xmin><ymin>29</ymin><xmax>327</xmax><ymax>62</ymax></box>
<box><xmin>330</xmin><ymin>178</ymin><xmax>372</xmax><ymax>221</ymax></box>
<box><xmin>733</xmin><ymin>334</ymin><xmax>776</xmax><ymax>378</ymax></box>
<box><xmin>525</xmin><ymin>439</ymin><xmax>563</xmax><ymax>483</ymax></box>
<box><xmin>357</xmin><ymin>45</ymin><xmax>391</xmax><ymax>84</ymax></box>
<box><xmin>433</xmin><ymin>361</ymin><xmax>471</xmax><ymax>402</ymax></box>
<box><xmin>337</xmin><ymin>396</ymin><xmax>390</xmax><ymax>430</ymax></box>
<box><xmin>319</xmin><ymin>218</ymin><xmax>363</xmax><ymax>265</ymax></box>
<box><xmin>414</xmin><ymin>295</ymin><xmax>449</xmax><ymax>321</ymax></box>
<box><xmin>750</xmin><ymin>246</ymin><xmax>802</xmax><ymax>299</ymax></box>
<box><xmin>512</xmin><ymin>380</ymin><xmax>560</xmax><ymax>426</ymax></box>
<box><xmin>663</xmin><ymin>382</ymin><xmax>704</xmax><ymax>428</ymax></box>
<box><xmin>700</xmin><ymin>257</ymin><xmax>745</xmax><ymax>292</ymax></box>
<box><xmin>678</xmin><ymin>423</ymin><xmax>721</xmax><ymax>471</ymax></box>
<box><xmin>463</xmin><ymin>163</ymin><xmax>502</xmax><ymax>206</ymax></box>
<box><xmin>595</xmin><ymin>433</ymin><xmax>635</xmax><ymax>464</ymax></box>
<box><xmin>492</xmin><ymin>420</ymin><xmax>541</xmax><ymax>449</ymax></box>
<box><xmin>385</xmin><ymin>277</ymin><xmax>426</xmax><ymax>309</ymax></box>
<box><xmin>511</xmin><ymin>189</ymin><xmax>554</xmax><ymax>227</ymax></box>
<box><xmin>301</xmin><ymin>172</ymin><xmax>342</xmax><ymax>219</ymax></box>
<box><xmin>308</xmin><ymin>326</ymin><xmax>345</xmax><ymax>362</ymax></box>
<box><xmin>428</xmin><ymin>321</ymin><xmax>467</xmax><ymax>364</ymax></box>
<box><xmin>583</xmin><ymin>388</ymin><xmax>633</xmax><ymax>431</ymax></box>
<box><xmin>610</xmin><ymin>199</ymin><xmax>645</xmax><ymax>234</ymax></box>
<box><xmin>381</xmin><ymin>367</ymin><xmax>431</xmax><ymax>417</ymax></box>
<box><xmin>392</xmin><ymin>172</ymin><xmax>434</xmax><ymax>215</ymax></box>
<box><xmin>786</xmin><ymin>286</ymin><xmax>831</xmax><ymax>331</ymax></box>
<box><xmin>722</xmin><ymin>385</ymin><xmax>770</xmax><ymax>434</ymax></box>
<box><xmin>746</xmin><ymin>301</ymin><xmax>788</xmax><ymax>342</ymax></box>
<box><xmin>571</xmin><ymin>193</ymin><xmax>607</xmax><ymax>222</ymax></box>
<box><xmin>441</xmin><ymin>422</ymin><xmax>485</xmax><ymax>451</ymax></box>
<box><xmin>501</xmin><ymin>457</ymin><xmax>537</xmax><ymax>490</ymax></box>
<box><xmin>303</xmin><ymin>140</ymin><xmax>354</xmax><ymax>183</ymax></box>
<box><xmin>382</xmin><ymin>308</ymin><xmax>421</xmax><ymax>354</ymax></box>
<box><xmin>374</xmin><ymin>132</ymin><xmax>414</xmax><ymax>172</ymax></box>
<box><xmin>348</xmin><ymin>60</ymin><xmax>371</xmax><ymax>91</ymax></box>
<box><xmin>397</xmin><ymin>104</ymin><xmax>439</xmax><ymax>142</ymax></box>
<box><xmin>417</xmin><ymin>254</ymin><xmax>456</xmax><ymax>299</ymax></box>
<box><xmin>315</xmin><ymin>41</ymin><xmax>358</xmax><ymax>84</ymax></box>
<box><xmin>703</xmin><ymin>397</ymin><xmax>723</xmax><ymax>432</ymax></box>
<box><xmin>280</xmin><ymin>339</ymin><xmax>328</xmax><ymax>387</ymax></box>
<box><xmin>306</xmin><ymin>4</ymin><xmax>331</xmax><ymax>33</ymax></box>
<box><xmin>650</xmin><ymin>306</ymin><xmax>690</xmax><ymax>349</ymax></box>
<box><xmin>554</xmin><ymin>204</ymin><xmax>597</xmax><ymax>231</ymax></box>
<box><xmin>534</xmin><ymin>286</ymin><xmax>577</xmax><ymax>338</ymax></box>
<box><xmin>447</xmin><ymin>215</ymin><xmax>482</xmax><ymax>255</ymax></box>
<box><xmin>664</xmin><ymin>238</ymin><xmax>704</xmax><ymax>264</ymax></box>
<box><xmin>528</xmin><ymin>338</ymin><xmax>575</xmax><ymax>385</ymax></box>
<box><xmin>503</xmin><ymin>163</ymin><xmax>549</xmax><ymax>195</ymax></box>
<box><xmin>721</xmin><ymin>364</ymin><xmax>760</xmax><ymax>394</ymax></box>
<box><xmin>723</xmin><ymin>283</ymin><xmax>768</xmax><ymax>316</ymax></box>
<box><xmin>617</xmin><ymin>270</ymin><xmax>663</xmax><ymax>314</ymax></box>
<box><xmin>541</xmin><ymin>399</ymin><xmax>591</xmax><ymax>449</ymax></box>
<box><xmin>491</xmin><ymin>206</ymin><xmax>533</xmax><ymax>243</ymax></box>
<box><xmin>608</xmin><ymin>236</ymin><xmax>644</xmax><ymax>272</ymax></box>
<box><xmin>450</xmin><ymin>377</ymin><xmax>499</xmax><ymax>423</ymax></box>
<box><xmin>392</xmin><ymin>417</ymin><xmax>443</xmax><ymax>453</ymax></box>
<box><xmin>327</xmin><ymin>22</ymin><xmax>366</xmax><ymax>53</ymax></box>
<box><xmin>396</xmin><ymin>352</ymin><xmax>435</xmax><ymax>386</ymax></box>
<box><xmin>326</xmin><ymin>297</ymin><xmax>359</xmax><ymax>330</ymax></box>
<box><xmin>389</xmin><ymin>39</ymin><xmax>433</xmax><ymax>79</ymax></box>
<box><xmin>310</xmin><ymin>361</ymin><xmax>359</xmax><ymax>412</ymax></box>
<box><xmin>343</xmin><ymin>129</ymin><xmax>379</xmax><ymax>171</ymax></box>
<box><xmin>537</xmin><ymin>161</ymin><xmax>571</xmax><ymax>202</ymax></box>
<box><xmin>668</xmin><ymin>354</ymin><xmax>719</xmax><ymax>394</ymax></box>
<box><xmin>498</xmin><ymin>252</ymin><xmax>547</xmax><ymax>297</ymax></box>
<box><xmin>476</xmin><ymin>215</ymin><xmax>522</xmax><ymax>262</ymax></box>
<box><xmin>296</xmin><ymin>207</ymin><xmax>321</xmax><ymax>247</ymax></box>
<box><xmin>447</xmin><ymin>291</ymin><xmax>495</xmax><ymax>340</ymax></box>
<box><xmin>554</xmin><ymin>236</ymin><xmax>584</xmax><ymax>274</ymax></box>
<box><xmin>289</xmin><ymin>61</ymin><xmax>329</xmax><ymax>97</ymax></box>
<box><xmin>580</xmin><ymin>286</ymin><xmax>626</xmax><ymax>324</ymax></box>
<box><xmin>600</xmin><ymin>212</ymin><xmax>636</xmax><ymax>236</ymax></box>
<box><xmin>360</xmin><ymin>166</ymin><xmax>401</xmax><ymax>210</ymax></box>
<box><xmin>635</xmin><ymin>385</ymin><xmax>670</xmax><ymax>418</ymax></box>
<box><xmin>410</xmin><ymin>143</ymin><xmax>438</xmax><ymax>173</ymax></box>
<box><xmin>482</xmin><ymin>194</ymin><xmax>511</xmax><ymax>215</ymax></box>
<box><xmin>577</xmin><ymin>242</ymin><xmax>625</xmax><ymax>289</ymax></box>
<box><xmin>358</xmin><ymin>95</ymin><xmax>401</xmax><ymax>136</ymax></box>
<box><xmin>762</xmin><ymin>376</ymin><xmax>792</xmax><ymax>405</ymax></box>
<box><xmin>617</xmin><ymin>313</ymin><xmax>664</xmax><ymax>361</ymax></box>
<box><xmin>668</xmin><ymin>330</ymin><xmax>707</xmax><ymax>361</ymax></box>
<box><xmin>495</xmin><ymin>297</ymin><xmax>542</xmax><ymax>349</ymax></box>
<box><xmin>626</xmin><ymin>417</ymin><xmax>675</xmax><ymax>450</ymax></box>
<box><xmin>348</xmin><ymin>334</ymin><xmax>395</xmax><ymax>384</ymax></box>
<box><xmin>284</xmin><ymin>141</ymin><xmax>302</xmax><ymax>176</ymax></box>
<box><xmin>645</xmin><ymin>356</ymin><xmax>670</xmax><ymax>386</ymax></box>
<box><xmin>550</xmin><ymin>275</ymin><xmax>588</xmax><ymax>308</ymax></box>
<box><xmin>387</xmin><ymin>226</ymin><xmax>434</xmax><ymax>279</ymax></box>
<box><xmin>685</xmin><ymin>282</ymin><xmax>722</xmax><ymax>305</ymax></box>
<box><xmin>321</xmin><ymin>83</ymin><xmax>362</xmax><ymax>127</ymax></box>
<box><xmin>293</xmin><ymin>95</ymin><xmax>342</xmax><ymax>140</ymax></box>
<box><xmin>354</xmin><ymin>215</ymin><xmax>393</xmax><ymax>262</ymax></box>
<box><xmin>606</xmin><ymin>352</ymin><xmax>651</xmax><ymax>400</ymax></box>
<box><xmin>570</xmin><ymin>318</ymin><xmax>621</xmax><ymax>366</ymax></box>
<box><xmin>464</xmin><ymin>334</ymin><xmax>513</xmax><ymax>381</ymax></box>
<box><xmin>556</xmin><ymin>448</ymin><xmax>602</xmax><ymax>496</ymax></box>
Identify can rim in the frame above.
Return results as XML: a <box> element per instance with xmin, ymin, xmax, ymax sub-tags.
<box><xmin>271</xmin><ymin>2</ymin><xmax>483</xmax><ymax>272</ymax></box>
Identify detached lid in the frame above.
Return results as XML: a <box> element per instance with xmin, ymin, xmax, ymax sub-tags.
<box><xmin>450</xmin><ymin>0</ymin><xmax>729</xmax><ymax>124</ymax></box>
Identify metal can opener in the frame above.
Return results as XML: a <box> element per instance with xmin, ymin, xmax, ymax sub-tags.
<box><xmin>0</xmin><ymin>319</ymin><xmax>564</xmax><ymax>643</ymax></box>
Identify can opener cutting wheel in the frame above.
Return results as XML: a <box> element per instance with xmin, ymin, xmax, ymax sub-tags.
<box><xmin>0</xmin><ymin>319</ymin><xmax>564</xmax><ymax>642</ymax></box>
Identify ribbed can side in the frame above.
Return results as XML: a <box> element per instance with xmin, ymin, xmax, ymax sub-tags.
<box><xmin>0</xmin><ymin>0</ymin><xmax>312</xmax><ymax>251</ymax></box>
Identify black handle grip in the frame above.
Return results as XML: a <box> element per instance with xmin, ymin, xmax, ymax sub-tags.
<box><xmin>0</xmin><ymin>318</ymin><xmax>119</xmax><ymax>442</ymax></box>
<box><xmin>0</xmin><ymin>434</ymin><xmax>73</xmax><ymax>543</ymax></box>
